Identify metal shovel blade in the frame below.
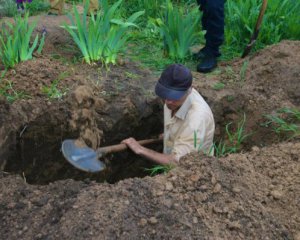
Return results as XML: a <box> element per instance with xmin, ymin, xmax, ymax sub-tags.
<box><xmin>62</xmin><ymin>139</ymin><xmax>106</xmax><ymax>173</ymax></box>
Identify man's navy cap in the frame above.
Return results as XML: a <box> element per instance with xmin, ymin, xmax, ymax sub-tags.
<box><xmin>155</xmin><ymin>64</ymin><xmax>192</xmax><ymax>100</ymax></box>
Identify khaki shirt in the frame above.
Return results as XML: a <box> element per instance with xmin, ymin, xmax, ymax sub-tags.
<box><xmin>163</xmin><ymin>88</ymin><xmax>215</xmax><ymax>161</ymax></box>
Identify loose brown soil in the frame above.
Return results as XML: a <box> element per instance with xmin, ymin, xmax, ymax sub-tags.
<box><xmin>0</xmin><ymin>15</ymin><xmax>299</xmax><ymax>239</ymax></box>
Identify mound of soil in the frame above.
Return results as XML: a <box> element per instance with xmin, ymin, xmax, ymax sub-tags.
<box><xmin>0</xmin><ymin>14</ymin><xmax>299</xmax><ymax>239</ymax></box>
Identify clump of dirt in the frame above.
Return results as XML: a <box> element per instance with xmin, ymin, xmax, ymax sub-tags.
<box><xmin>193</xmin><ymin>40</ymin><xmax>300</xmax><ymax>149</ymax></box>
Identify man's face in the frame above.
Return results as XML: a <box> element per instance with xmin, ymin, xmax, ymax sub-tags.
<box><xmin>164</xmin><ymin>90</ymin><xmax>190</xmax><ymax>111</ymax></box>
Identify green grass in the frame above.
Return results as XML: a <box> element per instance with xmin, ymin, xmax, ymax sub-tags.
<box><xmin>42</xmin><ymin>72</ymin><xmax>69</xmax><ymax>99</ymax></box>
<box><xmin>223</xmin><ymin>0</ymin><xmax>300</xmax><ymax>59</ymax></box>
<box><xmin>213</xmin><ymin>114</ymin><xmax>251</xmax><ymax>157</ymax></box>
<box><xmin>264</xmin><ymin>108</ymin><xmax>300</xmax><ymax>139</ymax></box>
<box><xmin>212</xmin><ymin>82</ymin><xmax>225</xmax><ymax>91</ymax></box>
<box><xmin>145</xmin><ymin>164</ymin><xmax>174</xmax><ymax>176</ymax></box>
<box><xmin>0</xmin><ymin>80</ymin><xmax>30</xmax><ymax>103</ymax></box>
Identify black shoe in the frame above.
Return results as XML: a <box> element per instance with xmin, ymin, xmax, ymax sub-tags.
<box><xmin>193</xmin><ymin>47</ymin><xmax>208</xmax><ymax>60</ymax></box>
<box><xmin>197</xmin><ymin>56</ymin><xmax>217</xmax><ymax>73</ymax></box>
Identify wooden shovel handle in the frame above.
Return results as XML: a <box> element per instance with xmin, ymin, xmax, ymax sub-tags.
<box><xmin>96</xmin><ymin>138</ymin><xmax>162</xmax><ymax>157</ymax></box>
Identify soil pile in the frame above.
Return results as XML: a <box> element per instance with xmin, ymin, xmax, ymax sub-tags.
<box><xmin>1</xmin><ymin>142</ymin><xmax>299</xmax><ymax>239</ymax></box>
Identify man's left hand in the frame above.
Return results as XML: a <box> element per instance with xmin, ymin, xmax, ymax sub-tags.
<box><xmin>122</xmin><ymin>137</ymin><xmax>143</xmax><ymax>155</ymax></box>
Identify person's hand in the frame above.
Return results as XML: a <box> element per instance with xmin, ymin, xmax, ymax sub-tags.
<box><xmin>122</xmin><ymin>137</ymin><xmax>143</xmax><ymax>155</ymax></box>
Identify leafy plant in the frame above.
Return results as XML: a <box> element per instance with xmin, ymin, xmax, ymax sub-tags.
<box><xmin>0</xmin><ymin>12</ymin><xmax>44</xmax><ymax>69</ymax></box>
<box><xmin>62</xmin><ymin>0</ymin><xmax>144</xmax><ymax>65</ymax></box>
<box><xmin>156</xmin><ymin>0</ymin><xmax>201</xmax><ymax>60</ymax></box>
<box><xmin>145</xmin><ymin>164</ymin><xmax>173</xmax><ymax>176</ymax></box>
<box><xmin>264</xmin><ymin>108</ymin><xmax>300</xmax><ymax>139</ymax></box>
<box><xmin>214</xmin><ymin>114</ymin><xmax>251</xmax><ymax>157</ymax></box>
<box><xmin>26</xmin><ymin>0</ymin><xmax>50</xmax><ymax>15</ymax></box>
<box><xmin>0</xmin><ymin>0</ymin><xmax>17</xmax><ymax>17</ymax></box>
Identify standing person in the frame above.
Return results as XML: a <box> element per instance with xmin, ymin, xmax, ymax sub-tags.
<box><xmin>195</xmin><ymin>0</ymin><xmax>225</xmax><ymax>73</ymax></box>
<box><xmin>122</xmin><ymin>64</ymin><xmax>215</xmax><ymax>165</ymax></box>
<box><xmin>16</xmin><ymin>0</ymin><xmax>32</xmax><ymax>14</ymax></box>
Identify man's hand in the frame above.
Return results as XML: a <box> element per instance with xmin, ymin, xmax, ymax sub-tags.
<box><xmin>122</xmin><ymin>137</ymin><xmax>143</xmax><ymax>155</ymax></box>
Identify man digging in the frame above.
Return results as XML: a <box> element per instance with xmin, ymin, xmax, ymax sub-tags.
<box><xmin>122</xmin><ymin>64</ymin><xmax>215</xmax><ymax>165</ymax></box>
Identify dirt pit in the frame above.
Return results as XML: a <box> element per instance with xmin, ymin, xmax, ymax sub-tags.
<box><xmin>0</xmin><ymin>15</ymin><xmax>300</xmax><ymax>240</ymax></box>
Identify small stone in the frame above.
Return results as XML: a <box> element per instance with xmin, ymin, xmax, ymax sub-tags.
<box><xmin>213</xmin><ymin>183</ymin><xmax>222</xmax><ymax>193</ymax></box>
<box><xmin>165</xmin><ymin>182</ymin><xmax>174</xmax><ymax>191</ymax></box>
<box><xmin>192</xmin><ymin>217</ymin><xmax>198</xmax><ymax>224</ymax></box>
<box><xmin>233</xmin><ymin>187</ymin><xmax>241</xmax><ymax>193</ymax></box>
<box><xmin>190</xmin><ymin>174</ymin><xmax>200</xmax><ymax>182</ymax></box>
<box><xmin>139</xmin><ymin>218</ymin><xmax>147</xmax><ymax>226</ymax></box>
<box><xmin>270</xmin><ymin>190</ymin><xmax>283</xmax><ymax>200</ymax></box>
<box><xmin>156</xmin><ymin>190</ymin><xmax>164</xmax><ymax>196</ymax></box>
<box><xmin>72</xmin><ymin>205</ymin><xmax>79</xmax><ymax>209</ymax></box>
<box><xmin>199</xmin><ymin>185</ymin><xmax>208</xmax><ymax>191</ymax></box>
<box><xmin>124</xmin><ymin>200</ymin><xmax>130</xmax><ymax>205</ymax></box>
<box><xmin>294</xmin><ymin>232</ymin><xmax>300</xmax><ymax>240</ymax></box>
<box><xmin>149</xmin><ymin>217</ymin><xmax>158</xmax><ymax>224</ymax></box>
<box><xmin>251</xmin><ymin>146</ymin><xmax>260</xmax><ymax>152</ymax></box>
<box><xmin>227</xmin><ymin>221</ymin><xmax>241</xmax><ymax>230</ymax></box>
<box><xmin>213</xmin><ymin>206</ymin><xmax>223</xmax><ymax>213</ymax></box>
<box><xmin>211</xmin><ymin>176</ymin><xmax>217</xmax><ymax>185</ymax></box>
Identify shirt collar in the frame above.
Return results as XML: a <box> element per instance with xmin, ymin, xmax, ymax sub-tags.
<box><xmin>174</xmin><ymin>92</ymin><xmax>192</xmax><ymax>120</ymax></box>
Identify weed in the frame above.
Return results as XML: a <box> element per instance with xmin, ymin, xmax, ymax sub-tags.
<box><xmin>42</xmin><ymin>72</ymin><xmax>69</xmax><ymax>99</ymax></box>
<box><xmin>239</xmin><ymin>60</ymin><xmax>249</xmax><ymax>83</ymax></box>
<box><xmin>212</xmin><ymin>82</ymin><xmax>225</xmax><ymax>91</ymax></box>
<box><xmin>145</xmin><ymin>164</ymin><xmax>173</xmax><ymax>176</ymax></box>
<box><xmin>0</xmin><ymin>80</ymin><xmax>29</xmax><ymax>103</ymax></box>
<box><xmin>214</xmin><ymin>114</ymin><xmax>251</xmax><ymax>157</ymax></box>
<box><xmin>264</xmin><ymin>108</ymin><xmax>300</xmax><ymax>139</ymax></box>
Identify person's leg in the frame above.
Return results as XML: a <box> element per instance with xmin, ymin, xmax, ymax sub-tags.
<box><xmin>16</xmin><ymin>0</ymin><xmax>24</xmax><ymax>11</ymax></box>
<box><xmin>203</xmin><ymin>0</ymin><xmax>225</xmax><ymax>57</ymax></box>
<box><xmin>196</xmin><ymin>0</ymin><xmax>225</xmax><ymax>73</ymax></box>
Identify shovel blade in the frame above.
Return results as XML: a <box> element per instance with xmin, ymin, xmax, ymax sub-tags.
<box><xmin>62</xmin><ymin>140</ymin><xmax>105</xmax><ymax>173</ymax></box>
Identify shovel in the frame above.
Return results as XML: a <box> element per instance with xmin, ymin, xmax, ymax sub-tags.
<box><xmin>62</xmin><ymin>138</ymin><xmax>162</xmax><ymax>173</ymax></box>
<box><xmin>241</xmin><ymin>0</ymin><xmax>268</xmax><ymax>58</ymax></box>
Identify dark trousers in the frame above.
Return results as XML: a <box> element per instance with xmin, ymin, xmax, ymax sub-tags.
<box><xmin>197</xmin><ymin>0</ymin><xmax>225</xmax><ymax>56</ymax></box>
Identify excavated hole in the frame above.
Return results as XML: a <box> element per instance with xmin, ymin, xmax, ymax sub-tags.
<box><xmin>2</xmin><ymin>108</ymin><xmax>163</xmax><ymax>185</ymax></box>
<box><xmin>1</xmin><ymin>96</ymin><xmax>280</xmax><ymax>185</ymax></box>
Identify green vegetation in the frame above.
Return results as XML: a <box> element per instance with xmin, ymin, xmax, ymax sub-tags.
<box><xmin>265</xmin><ymin>108</ymin><xmax>300</xmax><ymax>139</ymax></box>
<box><xmin>212</xmin><ymin>82</ymin><xmax>225</xmax><ymax>91</ymax></box>
<box><xmin>0</xmin><ymin>12</ymin><xmax>45</xmax><ymax>69</ymax></box>
<box><xmin>0</xmin><ymin>81</ymin><xmax>29</xmax><ymax>103</ymax></box>
<box><xmin>63</xmin><ymin>0</ymin><xmax>144</xmax><ymax>65</ymax></box>
<box><xmin>42</xmin><ymin>72</ymin><xmax>69</xmax><ymax>99</ymax></box>
<box><xmin>0</xmin><ymin>0</ymin><xmax>49</xmax><ymax>17</ymax></box>
<box><xmin>145</xmin><ymin>164</ymin><xmax>174</xmax><ymax>176</ymax></box>
<box><xmin>213</xmin><ymin>115</ymin><xmax>251</xmax><ymax>157</ymax></box>
<box><xmin>223</xmin><ymin>0</ymin><xmax>300</xmax><ymax>59</ymax></box>
<box><xmin>155</xmin><ymin>0</ymin><xmax>201</xmax><ymax>60</ymax></box>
